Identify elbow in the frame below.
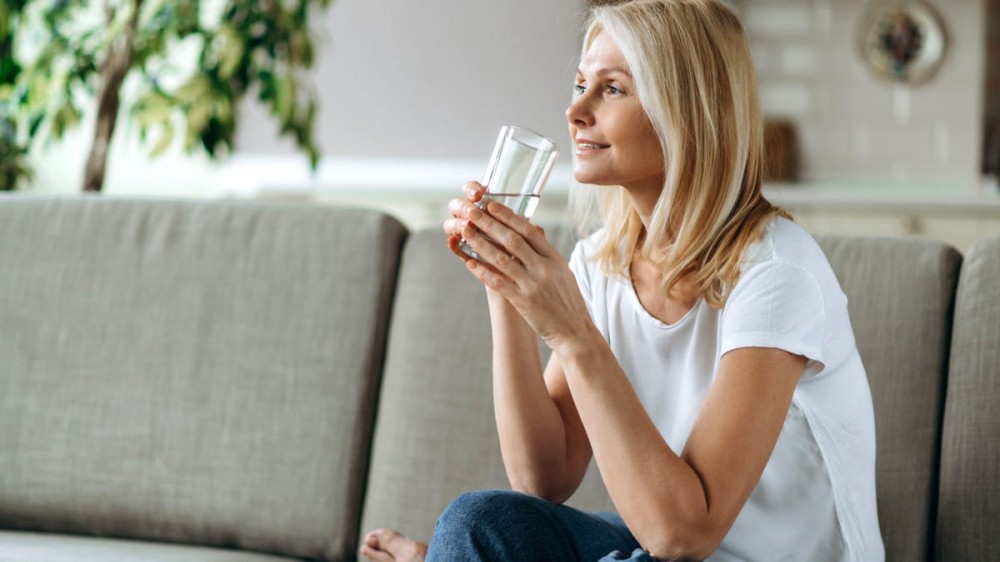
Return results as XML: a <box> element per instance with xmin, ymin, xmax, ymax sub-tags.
<box><xmin>636</xmin><ymin>519</ymin><xmax>725</xmax><ymax>562</ymax></box>
<box><xmin>645</xmin><ymin>542</ymin><xmax>719</xmax><ymax>562</ymax></box>
<box><xmin>509</xmin><ymin>477</ymin><xmax>575</xmax><ymax>505</ymax></box>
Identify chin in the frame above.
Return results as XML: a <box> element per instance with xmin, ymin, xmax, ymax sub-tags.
<box><xmin>573</xmin><ymin>168</ymin><xmax>607</xmax><ymax>186</ymax></box>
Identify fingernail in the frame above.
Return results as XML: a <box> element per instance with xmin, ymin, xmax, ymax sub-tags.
<box><xmin>468</xmin><ymin>207</ymin><xmax>483</xmax><ymax>220</ymax></box>
<box><xmin>467</xmin><ymin>259</ymin><xmax>478</xmax><ymax>269</ymax></box>
<box><xmin>488</xmin><ymin>201</ymin><xmax>502</xmax><ymax>213</ymax></box>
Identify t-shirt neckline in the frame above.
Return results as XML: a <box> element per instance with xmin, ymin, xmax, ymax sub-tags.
<box><xmin>623</xmin><ymin>272</ymin><xmax>703</xmax><ymax>330</ymax></box>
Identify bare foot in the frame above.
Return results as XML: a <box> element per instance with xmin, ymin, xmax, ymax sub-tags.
<box><xmin>359</xmin><ymin>528</ymin><xmax>428</xmax><ymax>562</ymax></box>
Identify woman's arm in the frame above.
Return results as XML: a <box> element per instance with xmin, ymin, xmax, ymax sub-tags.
<box><xmin>445</xmin><ymin>182</ymin><xmax>592</xmax><ymax>501</ymax></box>
<box><xmin>559</xmin><ymin>332</ymin><xmax>805</xmax><ymax>560</ymax></box>
<box><xmin>487</xmin><ymin>291</ymin><xmax>592</xmax><ymax>502</ymax></box>
<box><xmin>460</xmin><ymin>200</ymin><xmax>807</xmax><ymax>561</ymax></box>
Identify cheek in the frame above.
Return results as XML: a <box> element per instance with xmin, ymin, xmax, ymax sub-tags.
<box><xmin>636</xmin><ymin>127</ymin><xmax>663</xmax><ymax>165</ymax></box>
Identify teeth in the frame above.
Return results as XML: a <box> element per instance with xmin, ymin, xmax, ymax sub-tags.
<box><xmin>578</xmin><ymin>143</ymin><xmax>604</xmax><ymax>149</ymax></box>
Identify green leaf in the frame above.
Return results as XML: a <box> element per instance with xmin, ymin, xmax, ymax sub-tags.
<box><xmin>148</xmin><ymin>119</ymin><xmax>174</xmax><ymax>157</ymax></box>
<box><xmin>174</xmin><ymin>75</ymin><xmax>209</xmax><ymax>104</ymax></box>
<box><xmin>50</xmin><ymin>100</ymin><xmax>81</xmax><ymax>138</ymax></box>
<box><xmin>217</xmin><ymin>25</ymin><xmax>246</xmax><ymax>80</ymax></box>
<box><xmin>274</xmin><ymin>76</ymin><xmax>294</xmax><ymax>123</ymax></box>
<box><xmin>27</xmin><ymin>113</ymin><xmax>42</xmax><ymax>137</ymax></box>
<box><xmin>185</xmin><ymin>99</ymin><xmax>211</xmax><ymax>149</ymax></box>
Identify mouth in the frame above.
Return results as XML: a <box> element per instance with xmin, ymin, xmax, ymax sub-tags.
<box><xmin>575</xmin><ymin>139</ymin><xmax>610</xmax><ymax>154</ymax></box>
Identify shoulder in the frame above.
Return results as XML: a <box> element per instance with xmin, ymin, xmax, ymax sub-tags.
<box><xmin>729</xmin><ymin>216</ymin><xmax>844</xmax><ymax>311</ymax></box>
<box><xmin>740</xmin><ymin>216</ymin><xmax>826</xmax><ymax>273</ymax></box>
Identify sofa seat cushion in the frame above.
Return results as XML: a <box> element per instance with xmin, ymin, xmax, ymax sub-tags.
<box><xmin>0</xmin><ymin>531</ymin><xmax>301</xmax><ymax>562</ymax></box>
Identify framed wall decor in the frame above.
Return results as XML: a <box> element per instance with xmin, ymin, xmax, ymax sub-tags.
<box><xmin>857</xmin><ymin>1</ymin><xmax>948</xmax><ymax>86</ymax></box>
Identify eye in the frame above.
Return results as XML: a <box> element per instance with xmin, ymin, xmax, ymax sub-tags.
<box><xmin>606</xmin><ymin>85</ymin><xmax>623</xmax><ymax>95</ymax></box>
<box><xmin>573</xmin><ymin>84</ymin><xmax>586</xmax><ymax>95</ymax></box>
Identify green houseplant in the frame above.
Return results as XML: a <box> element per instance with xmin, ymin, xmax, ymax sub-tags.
<box><xmin>0</xmin><ymin>0</ymin><xmax>330</xmax><ymax>192</ymax></box>
<box><xmin>0</xmin><ymin>0</ymin><xmax>30</xmax><ymax>191</ymax></box>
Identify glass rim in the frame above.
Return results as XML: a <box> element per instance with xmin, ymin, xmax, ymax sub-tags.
<box><xmin>501</xmin><ymin>125</ymin><xmax>559</xmax><ymax>154</ymax></box>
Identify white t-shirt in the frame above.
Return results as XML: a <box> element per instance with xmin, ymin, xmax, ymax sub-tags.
<box><xmin>568</xmin><ymin>217</ymin><xmax>884</xmax><ymax>562</ymax></box>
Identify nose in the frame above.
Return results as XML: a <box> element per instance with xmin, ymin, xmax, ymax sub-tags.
<box><xmin>566</xmin><ymin>94</ymin><xmax>594</xmax><ymax>129</ymax></box>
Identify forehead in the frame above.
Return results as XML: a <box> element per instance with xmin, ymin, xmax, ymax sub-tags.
<box><xmin>579</xmin><ymin>31</ymin><xmax>630</xmax><ymax>74</ymax></box>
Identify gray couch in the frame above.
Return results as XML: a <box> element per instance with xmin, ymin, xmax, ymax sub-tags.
<box><xmin>0</xmin><ymin>196</ymin><xmax>996</xmax><ymax>562</ymax></box>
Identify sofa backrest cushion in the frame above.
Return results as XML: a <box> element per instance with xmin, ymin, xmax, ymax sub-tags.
<box><xmin>0</xmin><ymin>197</ymin><xmax>407</xmax><ymax>562</ymax></box>
<box><xmin>359</xmin><ymin>224</ymin><xmax>615</xmax><ymax>545</ymax></box>
<box><xmin>936</xmin><ymin>235</ymin><xmax>1000</xmax><ymax>561</ymax></box>
<box><xmin>816</xmin><ymin>236</ymin><xmax>961</xmax><ymax>562</ymax></box>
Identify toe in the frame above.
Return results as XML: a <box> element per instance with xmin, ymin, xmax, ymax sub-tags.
<box><xmin>360</xmin><ymin>543</ymin><xmax>394</xmax><ymax>562</ymax></box>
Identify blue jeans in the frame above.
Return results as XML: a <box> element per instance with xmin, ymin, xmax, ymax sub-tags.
<box><xmin>424</xmin><ymin>489</ymin><xmax>660</xmax><ymax>561</ymax></box>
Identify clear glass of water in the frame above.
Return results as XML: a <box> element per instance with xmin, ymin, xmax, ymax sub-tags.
<box><xmin>460</xmin><ymin>125</ymin><xmax>559</xmax><ymax>259</ymax></box>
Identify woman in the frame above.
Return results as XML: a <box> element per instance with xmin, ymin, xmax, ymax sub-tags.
<box><xmin>363</xmin><ymin>0</ymin><xmax>883</xmax><ymax>560</ymax></box>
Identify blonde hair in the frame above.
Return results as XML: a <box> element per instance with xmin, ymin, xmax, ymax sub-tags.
<box><xmin>571</xmin><ymin>0</ymin><xmax>789</xmax><ymax>308</ymax></box>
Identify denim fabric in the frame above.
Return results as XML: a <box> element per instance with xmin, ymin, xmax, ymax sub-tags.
<box><xmin>424</xmin><ymin>490</ymin><xmax>656</xmax><ymax>562</ymax></box>
<box><xmin>598</xmin><ymin>548</ymin><xmax>661</xmax><ymax>561</ymax></box>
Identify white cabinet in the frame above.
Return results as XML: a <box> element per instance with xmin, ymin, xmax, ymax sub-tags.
<box><xmin>765</xmin><ymin>183</ymin><xmax>1000</xmax><ymax>253</ymax></box>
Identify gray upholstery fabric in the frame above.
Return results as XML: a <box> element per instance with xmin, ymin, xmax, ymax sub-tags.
<box><xmin>0</xmin><ymin>531</ymin><xmax>300</xmax><ymax>562</ymax></box>
<box><xmin>0</xmin><ymin>197</ymin><xmax>407</xmax><ymax>561</ymax></box>
<box><xmin>359</xmin><ymin>224</ymin><xmax>614</xmax><ymax>546</ymax></box>
<box><xmin>816</xmin><ymin>236</ymin><xmax>961</xmax><ymax>562</ymax></box>
<box><xmin>937</xmin><ymin>236</ymin><xmax>1000</xmax><ymax>561</ymax></box>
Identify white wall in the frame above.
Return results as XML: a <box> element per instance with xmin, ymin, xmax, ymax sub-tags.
<box><xmin>738</xmin><ymin>0</ymin><xmax>985</xmax><ymax>185</ymax></box>
<box><xmin>235</xmin><ymin>0</ymin><xmax>588</xmax><ymax>160</ymax></box>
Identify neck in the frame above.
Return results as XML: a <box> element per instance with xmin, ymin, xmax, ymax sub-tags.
<box><xmin>622</xmin><ymin>175</ymin><xmax>665</xmax><ymax>232</ymax></box>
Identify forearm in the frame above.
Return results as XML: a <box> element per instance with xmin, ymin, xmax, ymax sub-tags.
<box><xmin>487</xmin><ymin>289</ymin><xmax>577</xmax><ymax>500</ymax></box>
<box><xmin>555</xmin><ymin>331</ymin><xmax>717</xmax><ymax>559</ymax></box>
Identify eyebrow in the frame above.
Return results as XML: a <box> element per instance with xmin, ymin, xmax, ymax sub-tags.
<box><xmin>576</xmin><ymin>66</ymin><xmax>633</xmax><ymax>78</ymax></box>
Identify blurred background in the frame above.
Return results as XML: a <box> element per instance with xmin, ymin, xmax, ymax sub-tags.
<box><xmin>6</xmin><ymin>0</ymin><xmax>1000</xmax><ymax>252</ymax></box>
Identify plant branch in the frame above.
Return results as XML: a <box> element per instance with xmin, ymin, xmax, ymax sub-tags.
<box><xmin>82</xmin><ymin>0</ymin><xmax>144</xmax><ymax>192</ymax></box>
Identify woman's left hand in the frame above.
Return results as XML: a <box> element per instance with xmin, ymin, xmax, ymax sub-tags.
<box><xmin>445</xmin><ymin>197</ymin><xmax>594</xmax><ymax>352</ymax></box>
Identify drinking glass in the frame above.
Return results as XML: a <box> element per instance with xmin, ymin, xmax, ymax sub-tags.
<box><xmin>460</xmin><ymin>125</ymin><xmax>559</xmax><ymax>259</ymax></box>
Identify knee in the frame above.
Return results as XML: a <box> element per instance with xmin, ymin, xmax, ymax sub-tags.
<box><xmin>436</xmin><ymin>489</ymin><xmax>547</xmax><ymax>535</ymax></box>
<box><xmin>428</xmin><ymin>490</ymin><xmax>574</xmax><ymax>561</ymax></box>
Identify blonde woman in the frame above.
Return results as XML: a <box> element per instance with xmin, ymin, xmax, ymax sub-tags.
<box><xmin>362</xmin><ymin>0</ymin><xmax>883</xmax><ymax>560</ymax></box>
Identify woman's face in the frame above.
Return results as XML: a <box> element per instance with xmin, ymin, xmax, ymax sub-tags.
<box><xmin>567</xmin><ymin>31</ymin><xmax>665</xmax><ymax>197</ymax></box>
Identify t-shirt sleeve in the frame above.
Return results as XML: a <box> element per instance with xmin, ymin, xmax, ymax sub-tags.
<box><xmin>721</xmin><ymin>260</ymin><xmax>826</xmax><ymax>371</ymax></box>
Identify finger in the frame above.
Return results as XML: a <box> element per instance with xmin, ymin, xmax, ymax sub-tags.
<box><xmin>446</xmin><ymin>233</ymin><xmax>478</xmax><ymax>261</ymax></box>
<box><xmin>442</xmin><ymin>217</ymin><xmax>470</xmax><ymax>238</ymax></box>
<box><xmin>449</xmin><ymin>197</ymin><xmax>485</xmax><ymax>222</ymax></box>
<box><xmin>462</xmin><ymin>224</ymin><xmax>527</xmax><ymax>280</ymax></box>
<box><xmin>482</xmin><ymin>200</ymin><xmax>557</xmax><ymax>259</ymax></box>
<box><xmin>468</xmin><ymin>203</ymin><xmax>542</xmax><ymax>266</ymax></box>
<box><xmin>465</xmin><ymin>253</ymin><xmax>518</xmax><ymax>298</ymax></box>
<box><xmin>463</xmin><ymin>181</ymin><xmax>486</xmax><ymax>202</ymax></box>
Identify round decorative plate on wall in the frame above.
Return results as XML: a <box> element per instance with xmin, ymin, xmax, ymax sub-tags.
<box><xmin>857</xmin><ymin>1</ymin><xmax>947</xmax><ymax>86</ymax></box>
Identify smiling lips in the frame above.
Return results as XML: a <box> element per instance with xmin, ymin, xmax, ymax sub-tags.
<box><xmin>575</xmin><ymin>138</ymin><xmax>610</xmax><ymax>154</ymax></box>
